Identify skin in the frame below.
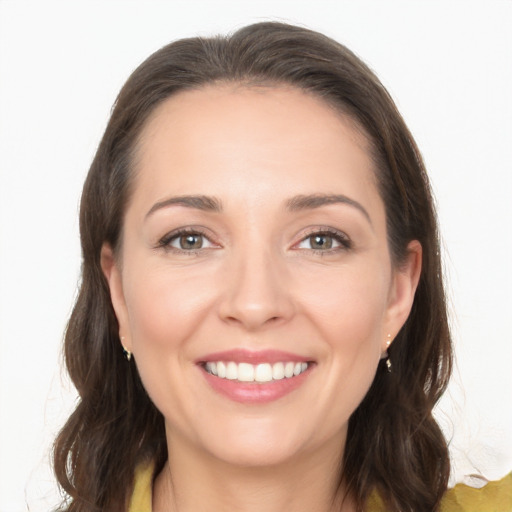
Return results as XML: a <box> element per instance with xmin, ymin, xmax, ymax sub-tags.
<box><xmin>101</xmin><ymin>85</ymin><xmax>422</xmax><ymax>512</ymax></box>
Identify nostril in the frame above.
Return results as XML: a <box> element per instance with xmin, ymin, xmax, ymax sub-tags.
<box><xmin>217</xmin><ymin>267</ymin><xmax>295</xmax><ymax>329</ymax></box>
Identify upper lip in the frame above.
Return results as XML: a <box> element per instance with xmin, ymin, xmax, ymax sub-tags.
<box><xmin>196</xmin><ymin>349</ymin><xmax>312</xmax><ymax>365</ymax></box>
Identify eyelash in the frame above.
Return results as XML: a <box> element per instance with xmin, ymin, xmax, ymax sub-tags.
<box><xmin>294</xmin><ymin>227</ymin><xmax>352</xmax><ymax>254</ymax></box>
<box><xmin>156</xmin><ymin>227</ymin><xmax>216</xmax><ymax>255</ymax></box>
<box><xmin>156</xmin><ymin>227</ymin><xmax>352</xmax><ymax>255</ymax></box>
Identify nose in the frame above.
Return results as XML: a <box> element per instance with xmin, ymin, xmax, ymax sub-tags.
<box><xmin>218</xmin><ymin>248</ymin><xmax>295</xmax><ymax>331</ymax></box>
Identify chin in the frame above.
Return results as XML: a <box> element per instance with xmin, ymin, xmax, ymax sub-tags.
<box><xmin>209</xmin><ymin>439</ymin><xmax>304</xmax><ymax>468</ymax></box>
<box><xmin>194</xmin><ymin>416</ymin><xmax>325</xmax><ymax>469</ymax></box>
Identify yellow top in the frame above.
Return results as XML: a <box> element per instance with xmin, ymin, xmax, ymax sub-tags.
<box><xmin>128</xmin><ymin>463</ymin><xmax>512</xmax><ymax>512</ymax></box>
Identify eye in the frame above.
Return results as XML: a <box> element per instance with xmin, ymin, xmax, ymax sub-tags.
<box><xmin>173</xmin><ymin>233</ymin><xmax>207</xmax><ymax>250</ymax></box>
<box><xmin>158</xmin><ymin>229</ymin><xmax>216</xmax><ymax>252</ymax></box>
<box><xmin>295</xmin><ymin>230</ymin><xmax>351</xmax><ymax>252</ymax></box>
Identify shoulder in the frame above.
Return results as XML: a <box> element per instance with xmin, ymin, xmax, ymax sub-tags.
<box><xmin>366</xmin><ymin>473</ymin><xmax>512</xmax><ymax>512</ymax></box>
<box><xmin>440</xmin><ymin>473</ymin><xmax>512</xmax><ymax>512</ymax></box>
<box><xmin>128</xmin><ymin>464</ymin><xmax>512</xmax><ymax>512</ymax></box>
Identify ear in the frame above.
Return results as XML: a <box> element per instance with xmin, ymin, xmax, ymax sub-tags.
<box><xmin>383</xmin><ymin>240</ymin><xmax>422</xmax><ymax>351</ymax></box>
<box><xmin>100</xmin><ymin>243</ymin><xmax>132</xmax><ymax>352</ymax></box>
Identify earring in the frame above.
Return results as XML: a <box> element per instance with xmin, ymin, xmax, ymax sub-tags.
<box><xmin>385</xmin><ymin>334</ymin><xmax>392</xmax><ymax>372</ymax></box>
<box><xmin>120</xmin><ymin>336</ymin><xmax>132</xmax><ymax>361</ymax></box>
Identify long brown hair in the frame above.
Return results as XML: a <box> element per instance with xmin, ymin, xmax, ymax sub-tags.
<box><xmin>53</xmin><ymin>22</ymin><xmax>452</xmax><ymax>512</ymax></box>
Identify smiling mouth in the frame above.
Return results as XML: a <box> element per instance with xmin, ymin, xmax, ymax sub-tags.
<box><xmin>203</xmin><ymin>361</ymin><xmax>310</xmax><ymax>383</ymax></box>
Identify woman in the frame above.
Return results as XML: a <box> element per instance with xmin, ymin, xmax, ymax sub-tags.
<box><xmin>53</xmin><ymin>22</ymin><xmax>511</xmax><ymax>512</ymax></box>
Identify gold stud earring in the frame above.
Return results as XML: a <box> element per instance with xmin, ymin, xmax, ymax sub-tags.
<box><xmin>120</xmin><ymin>336</ymin><xmax>132</xmax><ymax>361</ymax></box>
<box><xmin>385</xmin><ymin>334</ymin><xmax>392</xmax><ymax>372</ymax></box>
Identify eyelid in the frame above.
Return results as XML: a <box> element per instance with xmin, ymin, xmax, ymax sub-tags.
<box><xmin>155</xmin><ymin>225</ymin><xmax>351</xmax><ymax>254</ymax></box>
<box><xmin>292</xmin><ymin>226</ymin><xmax>352</xmax><ymax>251</ymax></box>
<box><xmin>156</xmin><ymin>226</ymin><xmax>220</xmax><ymax>253</ymax></box>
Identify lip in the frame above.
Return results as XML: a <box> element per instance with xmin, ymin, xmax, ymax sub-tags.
<box><xmin>201</xmin><ymin>368</ymin><xmax>313</xmax><ymax>403</ymax></box>
<box><xmin>196</xmin><ymin>348</ymin><xmax>311</xmax><ymax>365</ymax></box>
<box><xmin>196</xmin><ymin>349</ymin><xmax>315</xmax><ymax>404</ymax></box>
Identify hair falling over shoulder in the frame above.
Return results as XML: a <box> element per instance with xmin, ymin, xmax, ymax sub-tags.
<box><xmin>53</xmin><ymin>22</ymin><xmax>452</xmax><ymax>512</ymax></box>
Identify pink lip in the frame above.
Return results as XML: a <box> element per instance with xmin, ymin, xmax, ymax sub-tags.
<box><xmin>197</xmin><ymin>348</ymin><xmax>310</xmax><ymax>364</ymax></box>
<box><xmin>201</xmin><ymin>368</ymin><xmax>313</xmax><ymax>404</ymax></box>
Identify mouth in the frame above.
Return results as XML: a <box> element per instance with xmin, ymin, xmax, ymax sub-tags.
<box><xmin>197</xmin><ymin>349</ymin><xmax>314</xmax><ymax>403</ymax></box>
<box><xmin>202</xmin><ymin>360</ymin><xmax>310</xmax><ymax>383</ymax></box>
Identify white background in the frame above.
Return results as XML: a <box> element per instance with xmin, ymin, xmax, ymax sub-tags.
<box><xmin>0</xmin><ymin>1</ymin><xmax>511</xmax><ymax>510</ymax></box>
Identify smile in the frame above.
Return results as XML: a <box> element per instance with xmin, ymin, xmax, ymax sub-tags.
<box><xmin>198</xmin><ymin>349</ymin><xmax>314</xmax><ymax>403</ymax></box>
<box><xmin>204</xmin><ymin>361</ymin><xmax>309</xmax><ymax>383</ymax></box>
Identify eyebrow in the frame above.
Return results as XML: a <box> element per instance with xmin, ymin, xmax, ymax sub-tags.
<box><xmin>286</xmin><ymin>194</ymin><xmax>372</xmax><ymax>226</ymax></box>
<box><xmin>145</xmin><ymin>193</ymin><xmax>372</xmax><ymax>226</ymax></box>
<box><xmin>145</xmin><ymin>195</ymin><xmax>222</xmax><ymax>219</ymax></box>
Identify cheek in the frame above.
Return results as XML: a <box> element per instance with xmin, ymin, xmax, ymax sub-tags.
<box><xmin>302</xmin><ymin>272</ymin><xmax>388</xmax><ymax>408</ymax></box>
<box><xmin>121</xmin><ymin>263</ymin><xmax>218</xmax><ymax>423</ymax></box>
<box><xmin>123</xmin><ymin>261</ymin><xmax>216</xmax><ymax>351</ymax></box>
<box><xmin>297</xmin><ymin>263</ymin><xmax>389</xmax><ymax>391</ymax></box>
<box><xmin>297</xmin><ymin>262</ymin><xmax>390</xmax><ymax>343</ymax></box>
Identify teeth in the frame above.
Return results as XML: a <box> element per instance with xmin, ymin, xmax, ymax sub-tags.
<box><xmin>272</xmin><ymin>362</ymin><xmax>285</xmax><ymax>380</ymax></box>
<box><xmin>226</xmin><ymin>362</ymin><xmax>238</xmax><ymax>380</ymax></box>
<box><xmin>238</xmin><ymin>362</ymin><xmax>254</xmax><ymax>382</ymax></box>
<box><xmin>205</xmin><ymin>362</ymin><xmax>217</xmax><ymax>376</ymax></box>
<box><xmin>255</xmin><ymin>363</ymin><xmax>273</xmax><ymax>382</ymax></box>
<box><xmin>204</xmin><ymin>361</ymin><xmax>309</xmax><ymax>382</ymax></box>
<box><xmin>217</xmin><ymin>361</ymin><xmax>226</xmax><ymax>378</ymax></box>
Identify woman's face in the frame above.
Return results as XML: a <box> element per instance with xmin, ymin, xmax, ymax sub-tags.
<box><xmin>103</xmin><ymin>85</ymin><xmax>420</xmax><ymax>467</ymax></box>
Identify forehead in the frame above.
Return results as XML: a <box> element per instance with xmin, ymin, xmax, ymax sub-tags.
<box><xmin>131</xmin><ymin>85</ymin><xmax>378</xmax><ymax>208</ymax></box>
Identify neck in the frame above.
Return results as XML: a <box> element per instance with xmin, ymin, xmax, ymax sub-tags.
<box><xmin>152</xmin><ymin>430</ymin><xmax>354</xmax><ymax>512</ymax></box>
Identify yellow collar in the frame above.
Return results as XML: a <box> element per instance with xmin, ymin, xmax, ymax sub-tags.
<box><xmin>128</xmin><ymin>463</ymin><xmax>512</xmax><ymax>512</ymax></box>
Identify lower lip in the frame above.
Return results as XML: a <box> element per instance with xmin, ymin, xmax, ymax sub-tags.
<box><xmin>200</xmin><ymin>366</ymin><xmax>313</xmax><ymax>404</ymax></box>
